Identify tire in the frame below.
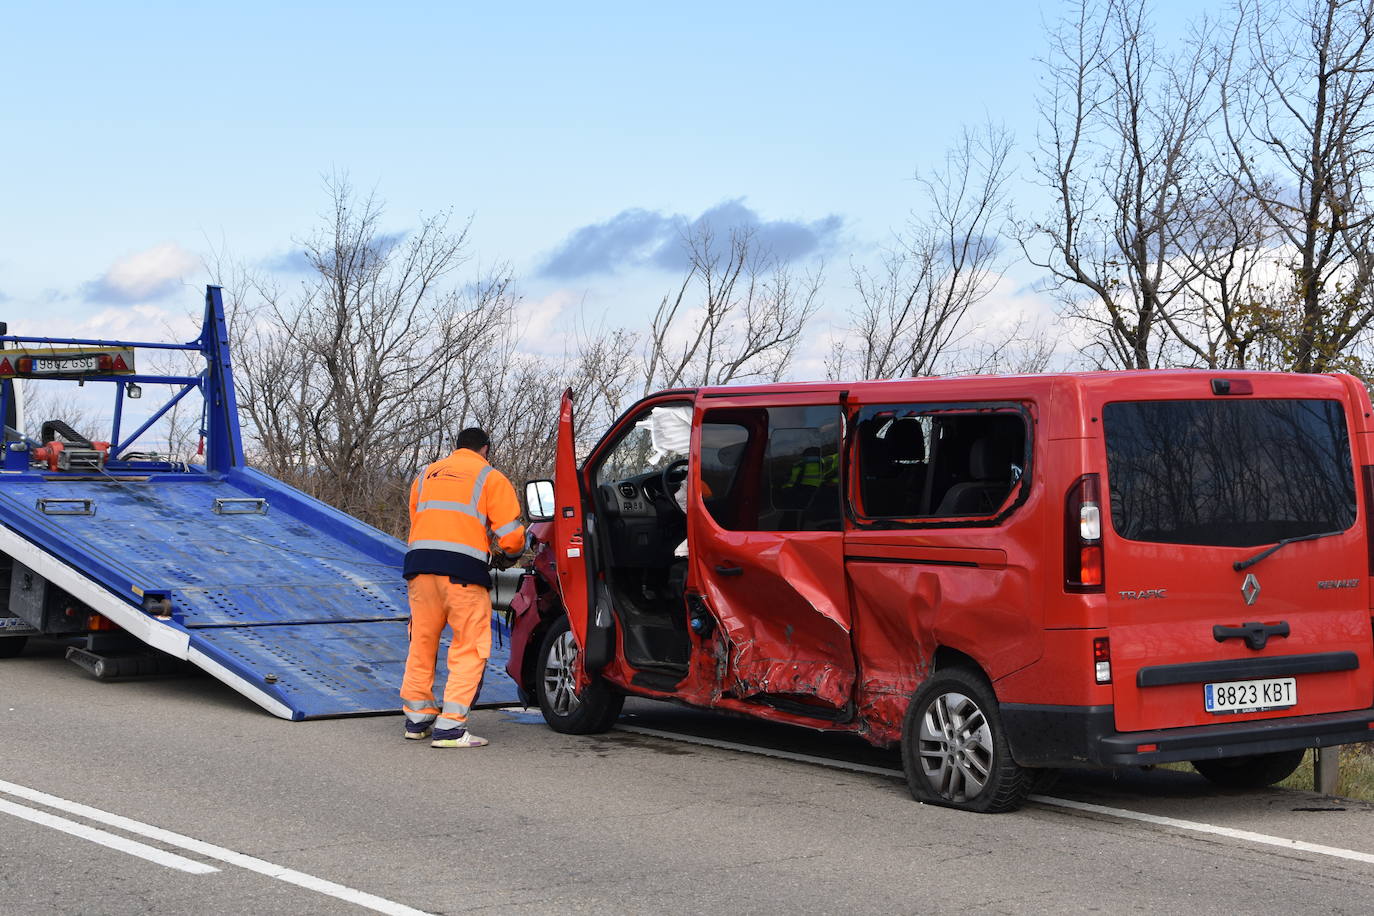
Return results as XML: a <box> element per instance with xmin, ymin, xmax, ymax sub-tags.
<box><xmin>0</xmin><ymin>637</ymin><xmax>27</xmax><ymax>659</ymax></box>
<box><xmin>901</xmin><ymin>666</ymin><xmax>1033</xmax><ymax>813</ymax></box>
<box><xmin>1191</xmin><ymin>749</ymin><xmax>1306</xmax><ymax>789</ymax></box>
<box><xmin>536</xmin><ymin>616</ymin><xmax>624</xmax><ymax>734</ymax></box>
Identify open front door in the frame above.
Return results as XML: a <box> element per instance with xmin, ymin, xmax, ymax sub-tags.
<box><xmin>552</xmin><ymin>388</ymin><xmax>592</xmax><ymax>650</ymax></box>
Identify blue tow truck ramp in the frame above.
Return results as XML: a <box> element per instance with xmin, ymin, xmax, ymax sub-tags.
<box><xmin>0</xmin><ymin>287</ymin><xmax>518</xmax><ymax>719</ymax></box>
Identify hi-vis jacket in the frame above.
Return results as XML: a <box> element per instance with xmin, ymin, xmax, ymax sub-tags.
<box><xmin>404</xmin><ymin>448</ymin><xmax>525</xmax><ymax>588</ymax></box>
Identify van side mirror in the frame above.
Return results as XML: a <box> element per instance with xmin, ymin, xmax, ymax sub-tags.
<box><xmin>525</xmin><ymin>479</ymin><xmax>556</xmax><ymax>522</ymax></box>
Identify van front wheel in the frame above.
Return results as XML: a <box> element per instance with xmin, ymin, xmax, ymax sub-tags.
<box><xmin>901</xmin><ymin>667</ymin><xmax>1033</xmax><ymax>813</ymax></box>
<box><xmin>1191</xmin><ymin>749</ymin><xmax>1306</xmax><ymax>789</ymax></box>
<box><xmin>536</xmin><ymin>617</ymin><xmax>624</xmax><ymax>735</ymax></box>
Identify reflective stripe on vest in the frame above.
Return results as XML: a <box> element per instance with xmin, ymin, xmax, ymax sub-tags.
<box><xmin>407</xmin><ymin>539</ymin><xmax>490</xmax><ymax>561</ymax></box>
<box><xmin>415</xmin><ymin>466</ymin><xmax>492</xmax><ymax>518</ymax></box>
<box><xmin>492</xmin><ymin>518</ymin><xmax>522</xmax><ymax>537</ymax></box>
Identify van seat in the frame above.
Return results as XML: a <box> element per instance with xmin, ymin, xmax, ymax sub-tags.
<box><xmin>935</xmin><ymin>436</ymin><xmax>1015</xmax><ymax>516</ymax></box>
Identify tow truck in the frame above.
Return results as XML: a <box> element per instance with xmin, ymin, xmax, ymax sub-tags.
<box><xmin>0</xmin><ymin>286</ymin><xmax>518</xmax><ymax>718</ymax></box>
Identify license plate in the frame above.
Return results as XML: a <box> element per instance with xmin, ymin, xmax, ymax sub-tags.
<box><xmin>1205</xmin><ymin>677</ymin><xmax>1297</xmax><ymax>714</ymax></box>
<box><xmin>0</xmin><ymin>616</ymin><xmax>37</xmax><ymax>635</ymax></box>
<box><xmin>34</xmin><ymin>356</ymin><xmax>97</xmax><ymax>373</ymax></box>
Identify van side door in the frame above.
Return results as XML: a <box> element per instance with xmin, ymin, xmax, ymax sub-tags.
<box><xmin>842</xmin><ymin>399</ymin><xmax>1041</xmax><ymax>744</ymax></box>
<box><xmin>688</xmin><ymin>397</ymin><xmax>855</xmax><ymax>715</ymax></box>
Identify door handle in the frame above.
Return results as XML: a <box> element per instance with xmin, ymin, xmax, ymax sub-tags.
<box><xmin>714</xmin><ymin>564</ymin><xmax>744</xmax><ymax>577</ymax></box>
<box><xmin>1213</xmin><ymin>620</ymin><xmax>1289</xmax><ymax>651</ymax></box>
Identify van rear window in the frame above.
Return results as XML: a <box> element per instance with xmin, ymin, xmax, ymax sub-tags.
<box><xmin>1103</xmin><ymin>399</ymin><xmax>1356</xmax><ymax>547</ymax></box>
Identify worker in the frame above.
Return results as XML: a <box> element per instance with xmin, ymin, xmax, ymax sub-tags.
<box><xmin>401</xmin><ymin>427</ymin><xmax>525</xmax><ymax>748</ymax></box>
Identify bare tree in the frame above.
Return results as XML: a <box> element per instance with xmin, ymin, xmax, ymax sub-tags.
<box><xmin>1165</xmin><ymin>164</ymin><xmax>1288</xmax><ymax>368</ymax></box>
<box><xmin>1221</xmin><ymin>0</ymin><xmax>1374</xmax><ymax>372</ymax></box>
<box><xmin>830</xmin><ymin>123</ymin><xmax>1014</xmax><ymax>379</ymax></box>
<box><xmin>644</xmin><ymin>224</ymin><xmax>822</xmax><ymax>392</ymax></box>
<box><xmin>19</xmin><ymin>380</ymin><xmax>96</xmax><ymax>443</ymax></box>
<box><xmin>1025</xmin><ymin>0</ymin><xmax>1215</xmax><ymax>369</ymax></box>
<box><xmin>225</xmin><ymin>176</ymin><xmax>515</xmax><ymax>536</ymax></box>
<box><xmin>956</xmin><ymin>316</ymin><xmax>1059</xmax><ymax>376</ymax></box>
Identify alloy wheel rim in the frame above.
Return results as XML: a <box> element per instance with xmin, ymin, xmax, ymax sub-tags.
<box><xmin>917</xmin><ymin>690</ymin><xmax>994</xmax><ymax>802</ymax></box>
<box><xmin>543</xmin><ymin>630</ymin><xmax>582</xmax><ymax>716</ymax></box>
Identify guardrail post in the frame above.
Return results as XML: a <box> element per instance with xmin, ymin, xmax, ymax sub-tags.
<box><xmin>1314</xmin><ymin>747</ymin><xmax>1339</xmax><ymax>795</ymax></box>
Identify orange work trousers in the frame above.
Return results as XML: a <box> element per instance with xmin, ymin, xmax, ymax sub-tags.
<box><xmin>401</xmin><ymin>575</ymin><xmax>491</xmax><ymax>730</ymax></box>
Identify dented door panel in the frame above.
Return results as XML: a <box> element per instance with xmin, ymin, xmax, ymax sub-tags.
<box><xmin>845</xmin><ymin>535</ymin><xmax>1042</xmax><ymax>744</ymax></box>
<box><xmin>695</xmin><ymin>531</ymin><xmax>854</xmax><ymax>709</ymax></box>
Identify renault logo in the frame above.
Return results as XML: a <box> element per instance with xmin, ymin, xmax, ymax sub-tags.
<box><xmin>1241</xmin><ymin>573</ymin><xmax>1261</xmax><ymax>606</ymax></box>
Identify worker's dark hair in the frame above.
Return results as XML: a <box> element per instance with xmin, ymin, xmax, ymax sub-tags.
<box><xmin>456</xmin><ymin>427</ymin><xmax>490</xmax><ymax>452</ymax></box>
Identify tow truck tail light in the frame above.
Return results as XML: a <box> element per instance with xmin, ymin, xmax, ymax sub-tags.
<box><xmin>0</xmin><ymin>358</ymin><xmax>11</xmax><ymax>376</ymax></box>
<box><xmin>97</xmin><ymin>354</ymin><xmax>113</xmax><ymax>371</ymax></box>
<box><xmin>1065</xmin><ymin>474</ymin><xmax>1105</xmax><ymax>592</ymax></box>
<box><xmin>1093</xmin><ymin>636</ymin><xmax>1112</xmax><ymax>684</ymax></box>
<box><xmin>111</xmin><ymin>354</ymin><xmax>129</xmax><ymax>372</ymax></box>
<box><xmin>16</xmin><ymin>357</ymin><xmax>32</xmax><ymax>373</ymax></box>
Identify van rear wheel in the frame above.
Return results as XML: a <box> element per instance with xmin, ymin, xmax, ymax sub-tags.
<box><xmin>901</xmin><ymin>667</ymin><xmax>1033</xmax><ymax>813</ymax></box>
<box><xmin>536</xmin><ymin>616</ymin><xmax>624</xmax><ymax>734</ymax></box>
<box><xmin>1191</xmin><ymin>749</ymin><xmax>1306</xmax><ymax>789</ymax></box>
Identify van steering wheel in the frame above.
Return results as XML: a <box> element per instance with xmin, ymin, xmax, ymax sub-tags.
<box><xmin>661</xmin><ymin>458</ymin><xmax>689</xmax><ymax>508</ymax></box>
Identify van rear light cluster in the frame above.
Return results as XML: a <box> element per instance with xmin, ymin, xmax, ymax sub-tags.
<box><xmin>1093</xmin><ymin>636</ymin><xmax>1112</xmax><ymax>684</ymax></box>
<box><xmin>1065</xmin><ymin>474</ymin><xmax>1105</xmax><ymax>592</ymax></box>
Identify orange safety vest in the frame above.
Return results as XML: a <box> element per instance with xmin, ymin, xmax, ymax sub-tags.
<box><xmin>404</xmin><ymin>448</ymin><xmax>525</xmax><ymax>586</ymax></box>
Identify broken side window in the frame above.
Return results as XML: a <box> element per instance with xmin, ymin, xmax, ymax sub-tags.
<box><xmin>851</xmin><ymin>403</ymin><xmax>1031</xmax><ymax>526</ymax></box>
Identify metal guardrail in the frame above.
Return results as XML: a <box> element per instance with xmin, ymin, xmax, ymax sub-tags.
<box><xmin>1315</xmin><ymin>747</ymin><xmax>1339</xmax><ymax>793</ymax></box>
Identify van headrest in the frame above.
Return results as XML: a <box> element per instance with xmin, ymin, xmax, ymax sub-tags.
<box><xmin>886</xmin><ymin>419</ymin><xmax>925</xmax><ymax>465</ymax></box>
<box><xmin>969</xmin><ymin>436</ymin><xmax>1018</xmax><ymax>480</ymax></box>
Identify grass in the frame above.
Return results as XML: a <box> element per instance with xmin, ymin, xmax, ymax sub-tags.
<box><xmin>1278</xmin><ymin>745</ymin><xmax>1374</xmax><ymax>800</ymax></box>
<box><xmin>1162</xmin><ymin>745</ymin><xmax>1374</xmax><ymax>801</ymax></box>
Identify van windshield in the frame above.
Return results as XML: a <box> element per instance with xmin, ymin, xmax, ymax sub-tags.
<box><xmin>1103</xmin><ymin>398</ymin><xmax>1356</xmax><ymax>547</ymax></box>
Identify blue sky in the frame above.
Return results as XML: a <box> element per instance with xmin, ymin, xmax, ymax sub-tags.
<box><xmin>1</xmin><ymin>0</ymin><xmax>1215</xmax><ymax>370</ymax></box>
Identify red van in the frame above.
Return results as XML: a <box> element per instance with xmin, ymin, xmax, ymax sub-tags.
<box><xmin>506</xmin><ymin>372</ymin><xmax>1374</xmax><ymax>812</ymax></box>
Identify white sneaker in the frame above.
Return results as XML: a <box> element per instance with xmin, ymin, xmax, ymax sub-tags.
<box><xmin>431</xmin><ymin>729</ymin><xmax>489</xmax><ymax>749</ymax></box>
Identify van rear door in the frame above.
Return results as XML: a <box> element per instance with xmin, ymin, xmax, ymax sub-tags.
<box><xmin>1099</xmin><ymin>388</ymin><xmax>1374</xmax><ymax>733</ymax></box>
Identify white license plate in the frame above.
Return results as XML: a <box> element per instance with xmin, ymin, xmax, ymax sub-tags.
<box><xmin>34</xmin><ymin>356</ymin><xmax>97</xmax><ymax>373</ymax></box>
<box><xmin>0</xmin><ymin>616</ymin><xmax>37</xmax><ymax>634</ymax></box>
<box><xmin>1205</xmin><ymin>677</ymin><xmax>1297</xmax><ymax>714</ymax></box>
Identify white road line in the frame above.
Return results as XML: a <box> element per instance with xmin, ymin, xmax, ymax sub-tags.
<box><xmin>1034</xmin><ymin>795</ymin><xmax>1374</xmax><ymax>865</ymax></box>
<box><xmin>616</xmin><ymin>724</ymin><xmax>902</xmax><ymax>777</ymax></box>
<box><xmin>0</xmin><ymin>797</ymin><xmax>219</xmax><ymax>875</ymax></box>
<box><xmin>615</xmin><ymin>723</ymin><xmax>1374</xmax><ymax>868</ymax></box>
<box><xmin>0</xmin><ymin>779</ymin><xmax>431</xmax><ymax>916</ymax></box>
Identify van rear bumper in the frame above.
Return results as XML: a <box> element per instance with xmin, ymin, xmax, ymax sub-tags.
<box><xmin>1001</xmin><ymin>703</ymin><xmax>1374</xmax><ymax>768</ymax></box>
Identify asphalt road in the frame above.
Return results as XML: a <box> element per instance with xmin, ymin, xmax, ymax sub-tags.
<box><xmin>3</xmin><ymin>640</ymin><xmax>1374</xmax><ymax>915</ymax></box>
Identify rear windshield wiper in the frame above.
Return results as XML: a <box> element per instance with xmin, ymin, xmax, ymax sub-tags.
<box><xmin>1233</xmin><ymin>528</ymin><xmax>1347</xmax><ymax>572</ymax></box>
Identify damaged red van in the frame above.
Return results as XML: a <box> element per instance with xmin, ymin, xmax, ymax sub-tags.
<box><xmin>505</xmin><ymin>372</ymin><xmax>1374</xmax><ymax>812</ymax></box>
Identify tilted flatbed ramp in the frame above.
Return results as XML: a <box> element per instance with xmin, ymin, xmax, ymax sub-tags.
<box><xmin>0</xmin><ymin>288</ymin><xmax>519</xmax><ymax>719</ymax></box>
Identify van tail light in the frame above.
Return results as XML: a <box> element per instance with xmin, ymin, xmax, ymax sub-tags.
<box><xmin>1065</xmin><ymin>473</ymin><xmax>1105</xmax><ymax>592</ymax></box>
<box><xmin>1362</xmin><ymin>465</ymin><xmax>1374</xmax><ymax>576</ymax></box>
<box><xmin>1093</xmin><ymin>636</ymin><xmax>1112</xmax><ymax>684</ymax></box>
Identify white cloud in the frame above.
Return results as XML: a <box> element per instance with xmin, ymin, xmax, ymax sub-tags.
<box><xmin>84</xmin><ymin>243</ymin><xmax>200</xmax><ymax>304</ymax></box>
<box><xmin>21</xmin><ymin>304</ymin><xmax>200</xmax><ymax>344</ymax></box>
